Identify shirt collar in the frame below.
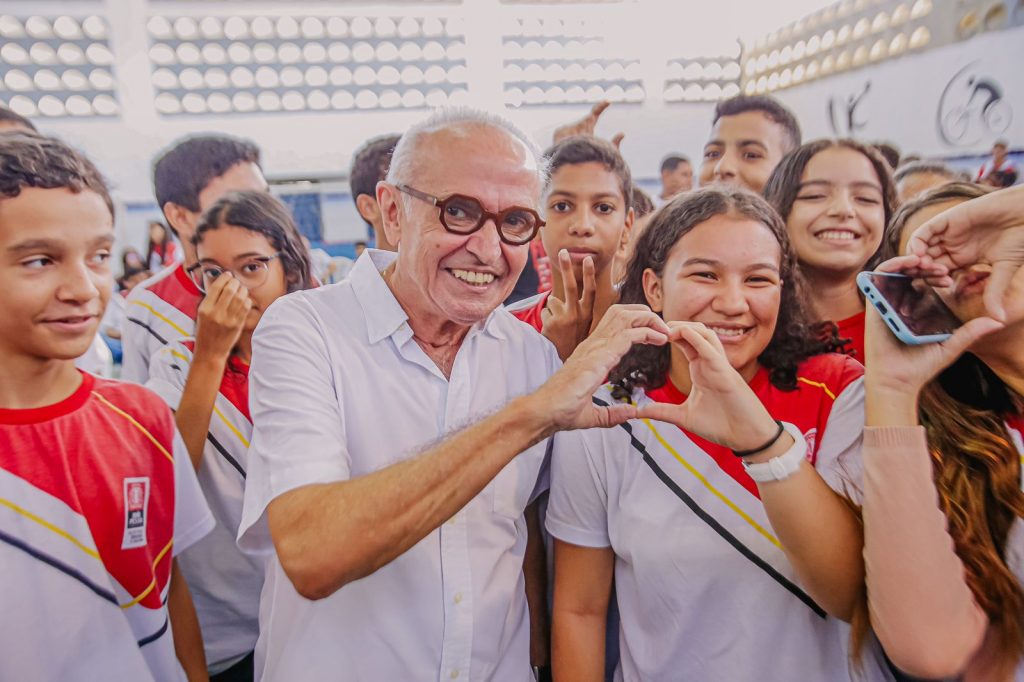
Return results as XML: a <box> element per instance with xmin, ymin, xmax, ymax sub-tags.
<box><xmin>351</xmin><ymin>249</ymin><xmax>508</xmax><ymax>345</ymax></box>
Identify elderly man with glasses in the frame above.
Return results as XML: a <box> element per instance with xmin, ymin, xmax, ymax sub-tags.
<box><xmin>237</xmin><ymin>108</ymin><xmax>669</xmax><ymax>681</ymax></box>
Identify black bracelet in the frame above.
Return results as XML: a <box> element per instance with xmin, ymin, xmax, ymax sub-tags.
<box><xmin>732</xmin><ymin>420</ymin><xmax>785</xmax><ymax>458</ymax></box>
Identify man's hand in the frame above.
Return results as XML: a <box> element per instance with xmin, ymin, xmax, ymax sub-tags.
<box><xmin>541</xmin><ymin>250</ymin><xmax>597</xmax><ymax>361</ymax></box>
<box><xmin>533</xmin><ymin>304</ymin><xmax>668</xmax><ymax>432</ymax></box>
<box><xmin>907</xmin><ymin>185</ymin><xmax>1024</xmax><ymax>321</ymax></box>
<box><xmin>552</xmin><ymin>101</ymin><xmax>624</xmax><ymax>149</ymax></box>
<box><xmin>194</xmin><ymin>274</ymin><xmax>251</xmax><ymax>361</ymax></box>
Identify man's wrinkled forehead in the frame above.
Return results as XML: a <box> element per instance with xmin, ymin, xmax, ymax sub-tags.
<box><xmin>412</xmin><ymin>126</ymin><xmax>543</xmax><ymax>199</ymax></box>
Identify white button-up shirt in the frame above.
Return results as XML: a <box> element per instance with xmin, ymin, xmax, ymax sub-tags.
<box><xmin>239</xmin><ymin>250</ymin><xmax>560</xmax><ymax>681</ymax></box>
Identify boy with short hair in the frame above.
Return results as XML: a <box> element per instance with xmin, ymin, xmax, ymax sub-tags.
<box><xmin>509</xmin><ymin>136</ymin><xmax>634</xmax><ymax>360</ymax></box>
<box><xmin>0</xmin><ymin>132</ymin><xmax>213</xmax><ymax>681</ymax></box>
<box><xmin>349</xmin><ymin>133</ymin><xmax>401</xmax><ymax>251</ymax></box>
<box><xmin>699</xmin><ymin>94</ymin><xmax>802</xmax><ymax>193</ymax></box>
<box><xmin>122</xmin><ymin>134</ymin><xmax>267</xmax><ymax>384</ymax></box>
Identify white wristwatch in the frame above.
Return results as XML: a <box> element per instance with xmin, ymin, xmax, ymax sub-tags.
<box><xmin>741</xmin><ymin>421</ymin><xmax>808</xmax><ymax>482</ymax></box>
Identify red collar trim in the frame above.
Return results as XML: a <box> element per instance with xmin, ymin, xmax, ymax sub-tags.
<box><xmin>174</xmin><ymin>262</ymin><xmax>202</xmax><ymax>296</ymax></box>
<box><xmin>645</xmin><ymin>366</ymin><xmax>769</xmax><ymax>404</ymax></box>
<box><xmin>0</xmin><ymin>371</ymin><xmax>95</xmax><ymax>425</ymax></box>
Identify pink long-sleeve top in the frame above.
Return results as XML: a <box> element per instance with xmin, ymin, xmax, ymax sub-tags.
<box><xmin>863</xmin><ymin>423</ymin><xmax>1024</xmax><ymax>681</ymax></box>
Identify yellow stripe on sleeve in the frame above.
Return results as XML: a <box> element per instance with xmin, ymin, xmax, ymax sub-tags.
<box><xmin>91</xmin><ymin>392</ymin><xmax>175</xmax><ymax>465</ymax></box>
<box><xmin>796</xmin><ymin>377</ymin><xmax>837</xmax><ymax>401</ymax></box>
<box><xmin>128</xmin><ymin>300</ymin><xmax>190</xmax><ymax>338</ymax></box>
<box><xmin>0</xmin><ymin>497</ymin><xmax>102</xmax><ymax>561</ymax></box>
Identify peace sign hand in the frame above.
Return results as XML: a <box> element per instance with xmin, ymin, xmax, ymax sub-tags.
<box><xmin>541</xmin><ymin>249</ymin><xmax>597</xmax><ymax>361</ymax></box>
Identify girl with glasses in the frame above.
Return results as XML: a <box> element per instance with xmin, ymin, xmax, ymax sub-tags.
<box><xmin>547</xmin><ymin>188</ymin><xmax>884</xmax><ymax>681</ymax></box>
<box><xmin>146</xmin><ymin>190</ymin><xmax>314</xmax><ymax>681</ymax></box>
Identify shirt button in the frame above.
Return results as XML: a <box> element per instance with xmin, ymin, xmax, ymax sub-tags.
<box><xmin>454</xmin><ymin>592</ymin><xmax>463</xmax><ymax>604</ymax></box>
<box><xmin>450</xmin><ymin>670</ymin><xmax>460</xmax><ymax>679</ymax></box>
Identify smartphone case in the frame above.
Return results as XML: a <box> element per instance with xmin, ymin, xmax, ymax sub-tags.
<box><xmin>856</xmin><ymin>271</ymin><xmax>953</xmax><ymax>345</ymax></box>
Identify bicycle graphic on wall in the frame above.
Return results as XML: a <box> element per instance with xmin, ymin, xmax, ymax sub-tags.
<box><xmin>937</xmin><ymin>62</ymin><xmax>1012</xmax><ymax>147</ymax></box>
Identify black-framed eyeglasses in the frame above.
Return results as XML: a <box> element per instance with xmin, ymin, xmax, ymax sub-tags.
<box><xmin>396</xmin><ymin>184</ymin><xmax>544</xmax><ymax>246</ymax></box>
<box><xmin>186</xmin><ymin>252</ymin><xmax>282</xmax><ymax>293</ymax></box>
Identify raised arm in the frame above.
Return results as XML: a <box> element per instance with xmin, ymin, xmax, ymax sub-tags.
<box><xmin>168</xmin><ymin>276</ymin><xmax>250</xmax><ymax>469</ymax></box>
<box><xmin>858</xmin><ymin>257</ymin><xmax>1006</xmax><ymax>677</ymax></box>
<box><xmin>250</xmin><ymin>302</ymin><xmax>668</xmax><ymax>600</ymax></box>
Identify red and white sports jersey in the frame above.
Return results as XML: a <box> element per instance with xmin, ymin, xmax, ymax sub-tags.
<box><xmin>506</xmin><ymin>291</ymin><xmax>550</xmax><ymax>333</ymax></box>
<box><xmin>0</xmin><ymin>372</ymin><xmax>214</xmax><ymax>682</ymax></box>
<box><xmin>547</xmin><ymin>354</ymin><xmax>882</xmax><ymax>681</ymax></box>
<box><xmin>147</xmin><ymin>340</ymin><xmax>263</xmax><ymax>674</ymax></box>
<box><xmin>645</xmin><ymin>353</ymin><xmax>865</xmax><ymax>498</ymax></box>
<box><xmin>122</xmin><ymin>264</ymin><xmax>202</xmax><ymax>385</ymax></box>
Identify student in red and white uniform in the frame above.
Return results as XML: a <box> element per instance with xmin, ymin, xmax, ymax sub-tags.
<box><xmin>0</xmin><ymin>133</ymin><xmax>213</xmax><ymax>681</ymax></box>
<box><xmin>508</xmin><ymin>136</ymin><xmax>634</xmax><ymax>360</ymax></box>
<box><xmin>548</xmin><ymin>189</ymin><xmax>887</xmax><ymax>680</ymax></box>
<box><xmin>858</xmin><ymin>184</ymin><xmax>1024</xmax><ymax>679</ymax></box>
<box><xmin>764</xmin><ymin>139</ymin><xmax>897</xmax><ymax>363</ymax></box>
<box><xmin>122</xmin><ymin>135</ymin><xmax>268</xmax><ymax>385</ymax></box>
<box><xmin>147</xmin><ymin>191</ymin><xmax>316</xmax><ymax>681</ymax></box>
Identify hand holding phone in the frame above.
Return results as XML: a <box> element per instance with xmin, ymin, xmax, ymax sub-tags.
<box><xmin>857</xmin><ymin>270</ymin><xmax>962</xmax><ymax>344</ymax></box>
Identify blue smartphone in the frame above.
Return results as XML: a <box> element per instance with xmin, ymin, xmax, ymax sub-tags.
<box><xmin>857</xmin><ymin>271</ymin><xmax>962</xmax><ymax>344</ymax></box>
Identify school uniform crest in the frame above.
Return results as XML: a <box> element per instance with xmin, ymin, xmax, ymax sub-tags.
<box><xmin>122</xmin><ymin>477</ymin><xmax>150</xmax><ymax>549</ymax></box>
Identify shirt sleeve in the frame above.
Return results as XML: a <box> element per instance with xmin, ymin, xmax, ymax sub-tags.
<box><xmin>545</xmin><ymin>427</ymin><xmax>612</xmax><ymax>548</ymax></box>
<box><xmin>145</xmin><ymin>343</ymin><xmax>187</xmax><ymax>411</ymax></box>
<box><xmin>172</xmin><ymin>429</ymin><xmax>214</xmax><ymax>556</ymax></box>
<box><xmin>862</xmin><ymin>425</ymin><xmax>988</xmax><ymax>677</ymax></box>
<box><xmin>237</xmin><ymin>294</ymin><xmax>352</xmax><ymax>554</ymax></box>
<box><xmin>813</xmin><ymin>377</ymin><xmax>865</xmax><ymax>503</ymax></box>
<box><xmin>527</xmin><ymin>341</ymin><xmax>565</xmax><ymax>503</ymax></box>
<box><xmin>120</xmin><ymin>291</ymin><xmax>152</xmax><ymax>385</ymax></box>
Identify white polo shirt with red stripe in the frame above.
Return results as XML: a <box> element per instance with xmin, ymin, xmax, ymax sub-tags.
<box><xmin>546</xmin><ymin>354</ymin><xmax>892</xmax><ymax>681</ymax></box>
<box><xmin>147</xmin><ymin>340</ymin><xmax>263</xmax><ymax>674</ymax></box>
<box><xmin>0</xmin><ymin>372</ymin><xmax>213</xmax><ymax>681</ymax></box>
<box><xmin>238</xmin><ymin>249</ymin><xmax>561</xmax><ymax>681</ymax></box>
<box><xmin>122</xmin><ymin>263</ymin><xmax>202</xmax><ymax>385</ymax></box>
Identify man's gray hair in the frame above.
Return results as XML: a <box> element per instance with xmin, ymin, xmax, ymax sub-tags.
<box><xmin>386</xmin><ymin>107</ymin><xmax>549</xmax><ymax>189</ymax></box>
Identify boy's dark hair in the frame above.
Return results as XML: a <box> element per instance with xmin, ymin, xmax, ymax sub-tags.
<box><xmin>153</xmin><ymin>135</ymin><xmax>261</xmax><ymax>214</ymax></box>
<box><xmin>990</xmin><ymin>168</ymin><xmax>1018</xmax><ymax>188</ymax></box>
<box><xmin>0</xmin><ymin>132</ymin><xmax>113</xmax><ymax>217</ymax></box>
<box><xmin>349</xmin><ymin>134</ymin><xmax>401</xmax><ymax>218</ymax></box>
<box><xmin>0</xmin><ymin>106</ymin><xmax>37</xmax><ymax>132</ymax></box>
<box><xmin>712</xmin><ymin>95</ymin><xmax>802</xmax><ymax>153</ymax></box>
<box><xmin>630</xmin><ymin>184</ymin><xmax>655</xmax><ymax>218</ymax></box>
<box><xmin>543</xmin><ymin>135</ymin><xmax>633</xmax><ymax>209</ymax></box>
<box><xmin>194</xmin><ymin>190</ymin><xmax>315</xmax><ymax>293</ymax></box>
<box><xmin>660</xmin><ymin>154</ymin><xmax>690</xmax><ymax>173</ymax></box>
<box><xmin>872</xmin><ymin>142</ymin><xmax>900</xmax><ymax>169</ymax></box>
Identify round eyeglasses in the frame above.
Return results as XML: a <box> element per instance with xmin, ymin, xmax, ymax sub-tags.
<box><xmin>186</xmin><ymin>252</ymin><xmax>282</xmax><ymax>293</ymax></box>
<box><xmin>396</xmin><ymin>184</ymin><xmax>544</xmax><ymax>246</ymax></box>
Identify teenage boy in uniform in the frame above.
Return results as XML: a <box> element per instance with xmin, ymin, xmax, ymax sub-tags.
<box><xmin>699</xmin><ymin>94</ymin><xmax>802</xmax><ymax>193</ymax></box>
<box><xmin>0</xmin><ymin>132</ymin><xmax>213</xmax><ymax>681</ymax></box>
<box><xmin>509</xmin><ymin>136</ymin><xmax>634</xmax><ymax>361</ymax></box>
<box><xmin>122</xmin><ymin>135</ymin><xmax>267</xmax><ymax>384</ymax></box>
<box><xmin>349</xmin><ymin>134</ymin><xmax>401</xmax><ymax>251</ymax></box>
